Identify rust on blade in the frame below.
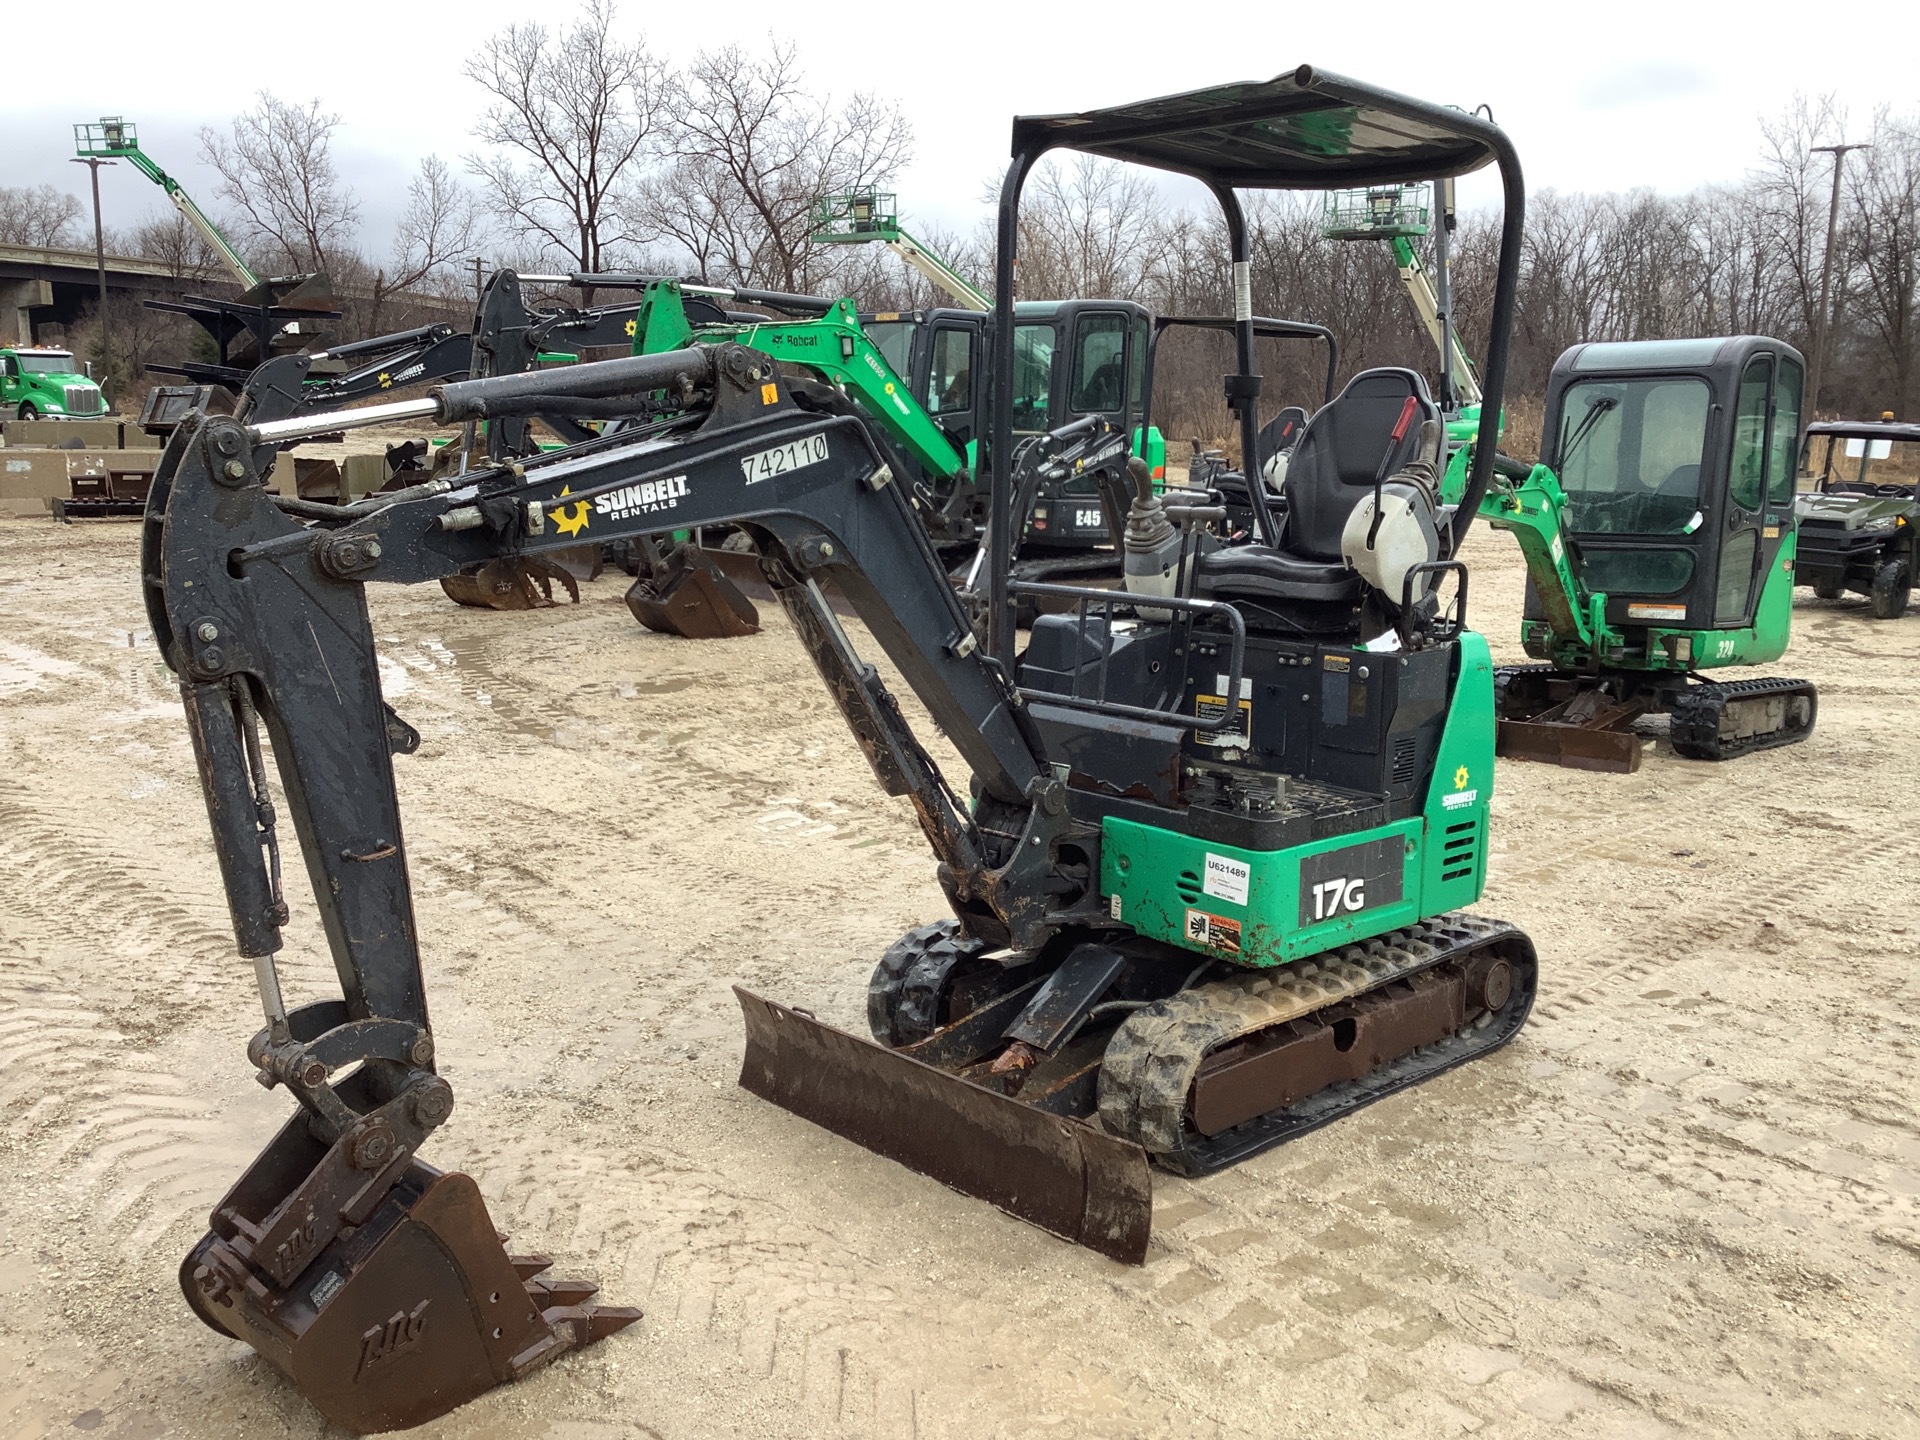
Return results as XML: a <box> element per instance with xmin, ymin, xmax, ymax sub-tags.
<box><xmin>1497</xmin><ymin>715</ymin><xmax>1643</xmax><ymax>773</ymax></box>
<box><xmin>733</xmin><ymin>987</ymin><xmax>1152</xmax><ymax>1264</ymax></box>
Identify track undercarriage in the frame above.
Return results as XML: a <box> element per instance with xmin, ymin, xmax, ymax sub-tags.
<box><xmin>1495</xmin><ymin>665</ymin><xmax>1818</xmax><ymax>773</ymax></box>
<box><xmin>738</xmin><ymin>913</ymin><xmax>1537</xmax><ymax>1262</ymax></box>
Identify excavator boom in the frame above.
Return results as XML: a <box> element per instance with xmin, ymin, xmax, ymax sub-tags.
<box><xmin>146</xmin><ymin>341</ymin><xmax>1120</xmax><ymax>1424</ymax></box>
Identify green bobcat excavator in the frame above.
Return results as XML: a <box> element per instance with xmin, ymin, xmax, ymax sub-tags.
<box><xmin>145</xmin><ymin>69</ymin><xmax>1534</xmax><ymax>1432</ymax></box>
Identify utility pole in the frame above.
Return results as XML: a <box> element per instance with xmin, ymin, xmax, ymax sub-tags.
<box><xmin>1809</xmin><ymin>141</ymin><xmax>1871</xmax><ymax>417</ymax></box>
<box><xmin>69</xmin><ymin>154</ymin><xmax>116</xmax><ymax>386</ymax></box>
<box><xmin>473</xmin><ymin>256</ymin><xmax>485</xmax><ymax>307</ymax></box>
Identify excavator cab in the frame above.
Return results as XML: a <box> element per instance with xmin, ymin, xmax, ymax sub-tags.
<box><xmin>1535</xmin><ymin>337</ymin><xmax>1803</xmax><ymax>655</ymax></box>
<box><xmin>1487</xmin><ymin>336</ymin><xmax>1817</xmax><ymax>771</ymax></box>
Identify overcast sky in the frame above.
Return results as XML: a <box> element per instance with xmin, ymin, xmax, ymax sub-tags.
<box><xmin>8</xmin><ymin>0</ymin><xmax>1915</xmax><ymax>264</ymax></box>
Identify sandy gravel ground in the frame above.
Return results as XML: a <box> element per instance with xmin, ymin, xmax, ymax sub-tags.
<box><xmin>2</xmin><ymin>514</ymin><xmax>1917</xmax><ymax>1440</ymax></box>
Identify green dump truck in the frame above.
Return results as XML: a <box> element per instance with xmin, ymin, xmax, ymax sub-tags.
<box><xmin>1</xmin><ymin>348</ymin><xmax>108</xmax><ymax>419</ymax></box>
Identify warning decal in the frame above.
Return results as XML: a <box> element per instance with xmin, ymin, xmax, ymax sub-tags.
<box><xmin>1184</xmin><ymin>908</ymin><xmax>1243</xmax><ymax>955</ymax></box>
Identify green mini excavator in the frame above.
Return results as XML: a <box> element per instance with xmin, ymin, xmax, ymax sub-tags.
<box><xmin>1330</xmin><ymin>183</ymin><xmax>1817</xmax><ymax>772</ymax></box>
<box><xmin>146</xmin><ymin>69</ymin><xmax>1536</xmax><ymax>1432</ymax></box>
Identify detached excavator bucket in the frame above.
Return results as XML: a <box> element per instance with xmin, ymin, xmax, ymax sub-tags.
<box><xmin>181</xmin><ymin>1111</ymin><xmax>638</xmax><ymax>1434</ymax></box>
<box><xmin>441</xmin><ymin>556</ymin><xmax>582</xmax><ymax>610</ymax></box>
<box><xmin>734</xmin><ymin>988</ymin><xmax>1153</xmax><ymax>1264</ymax></box>
<box><xmin>624</xmin><ymin>541</ymin><xmax>760</xmax><ymax>638</ymax></box>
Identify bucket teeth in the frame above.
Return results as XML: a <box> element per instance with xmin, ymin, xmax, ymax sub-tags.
<box><xmin>527</xmin><ymin>1275</ymin><xmax>601</xmax><ymax>1307</ymax></box>
<box><xmin>509</xmin><ymin>1252</ymin><xmax>555</xmax><ymax>1280</ymax></box>
<box><xmin>548</xmin><ymin>1303</ymin><xmax>646</xmax><ymax>1346</ymax></box>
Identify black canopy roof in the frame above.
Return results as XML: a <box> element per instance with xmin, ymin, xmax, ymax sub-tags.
<box><xmin>1806</xmin><ymin>419</ymin><xmax>1920</xmax><ymax>442</ymax></box>
<box><xmin>1009</xmin><ymin>65</ymin><xmax>1502</xmax><ymax>190</ymax></box>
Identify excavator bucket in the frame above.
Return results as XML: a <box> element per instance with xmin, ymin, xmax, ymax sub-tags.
<box><xmin>180</xmin><ymin>1109</ymin><xmax>638</xmax><ymax>1434</ymax></box>
<box><xmin>440</xmin><ymin>556</ymin><xmax>583</xmax><ymax>610</ymax></box>
<box><xmin>624</xmin><ymin>541</ymin><xmax>761</xmax><ymax>638</ymax></box>
<box><xmin>734</xmin><ymin>988</ymin><xmax>1153</xmax><ymax>1263</ymax></box>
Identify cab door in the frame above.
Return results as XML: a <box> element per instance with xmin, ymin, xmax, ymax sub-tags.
<box><xmin>1714</xmin><ymin>351</ymin><xmax>1803</xmax><ymax>627</ymax></box>
<box><xmin>921</xmin><ymin>314</ymin><xmax>981</xmax><ymax>452</ymax></box>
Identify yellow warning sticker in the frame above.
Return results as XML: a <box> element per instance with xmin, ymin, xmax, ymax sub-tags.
<box><xmin>761</xmin><ymin>382</ymin><xmax>779</xmax><ymax>405</ymax></box>
<box><xmin>1194</xmin><ymin>693</ymin><xmax>1251</xmax><ymax>748</ymax></box>
<box><xmin>1184</xmin><ymin>908</ymin><xmax>1242</xmax><ymax>955</ymax></box>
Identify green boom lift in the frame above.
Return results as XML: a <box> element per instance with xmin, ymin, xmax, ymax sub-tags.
<box><xmin>811</xmin><ymin>188</ymin><xmax>992</xmax><ymax>310</ymax></box>
<box><xmin>74</xmin><ymin>117</ymin><xmax>260</xmax><ymax>291</ymax></box>
<box><xmin>75</xmin><ymin>117</ymin><xmax>338</xmax><ymax>390</ymax></box>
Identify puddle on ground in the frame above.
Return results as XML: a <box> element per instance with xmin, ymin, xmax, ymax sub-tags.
<box><xmin>0</xmin><ymin>640</ymin><xmax>87</xmax><ymax>698</ymax></box>
<box><xmin>616</xmin><ymin>677</ymin><xmax>695</xmax><ymax>697</ymax></box>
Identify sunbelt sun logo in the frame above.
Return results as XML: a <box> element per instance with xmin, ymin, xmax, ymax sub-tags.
<box><xmin>1442</xmin><ymin>764</ymin><xmax>1478</xmax><ymax>810</ymax></box>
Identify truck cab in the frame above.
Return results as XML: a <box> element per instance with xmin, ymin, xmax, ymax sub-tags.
<box><xmin>1</xmin><ymin>348</ymin><xmax>107</xmax><ymax>419</ymax></box>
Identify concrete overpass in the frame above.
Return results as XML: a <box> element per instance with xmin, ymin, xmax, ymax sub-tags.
<box><xmin>0</xmin><ymin>242</ymin><xmax>208</xmax><ymax>344</ymax></box>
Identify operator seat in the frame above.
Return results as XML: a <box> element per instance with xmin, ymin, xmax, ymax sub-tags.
<box><xmin>1197</xmin><ymin>368</ymin><xmax>1439</xmax><ymax>609</ymax></box>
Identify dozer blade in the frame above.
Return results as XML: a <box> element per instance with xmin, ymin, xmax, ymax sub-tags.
<box><xmin>1495</xmin><ymin>683</ymin><xmax>1646</xmax><ymax>773</ymax></box>
<box><xmin>440</xmin><ymin>556</ymin><xmax>582</xmax><ymax>610</ymax></box>
<box><xmin>734</xmin><ymin>987</ymin><xmax>1152</xmax><ymax>1264</ymax></box>
<box><xmin>1496</xmin><ymin>716</ymin><xmax>1643</xmax><ymax>773</ymax></box>
<box><xmin>624</xmin><ymin>544</ymin><xmax>760</xmax><ymax>638</ymax></box>
<box><xmin>180</xmin><ymin>1112</ymin><xmax>637</xmax><ymax>1434</ymax></box>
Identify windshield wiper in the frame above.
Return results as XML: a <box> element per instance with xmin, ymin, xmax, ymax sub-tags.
<box><xmin>1559</xmin><ymin>394</ymin><xmax>1618</xmax><ymax>470</ymax></box>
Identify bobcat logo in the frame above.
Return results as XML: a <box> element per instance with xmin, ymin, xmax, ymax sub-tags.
<box><xmin>356</xmin><ymin>1299</ymin><xmax>430</xmax><ymax>1378</ymax></box>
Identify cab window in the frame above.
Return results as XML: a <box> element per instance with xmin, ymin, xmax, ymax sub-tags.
<box><xmin>1727</xmin><ymin>358</ymin><xmax>1770</xmax><ymax>511</ymax></box>
<box><xmin>865</xmin><ymin>322</ymin><xmax>916</xmax><ymax>384</ymax></box>
<box><xmin>1069</xmin><ymin>314</ymin><xmax>1127</xmax><ymax>413</ymax></box>
<box><xmin>1130</xmin><ymin>318</ymin><xmax>1148</xmax><ymax>412</ymax></box>
<box><xmin>1012</xmin><ymin>323</ymin><xmax>1054</xmax><ymax>429</ymax></box>
<box><xmin>1557</xmin><ymin>376</ymin><xmax>1710</xmax><ymax>536</ymax></box>
<box><xmin>928</xmin><ymin>328</ymin><xmax>973</xmax><ymax>416</ymax></box>
<box><xmin>1769</xmin><ymin>357</ymin><xmax>1803</xmax><ymax>506</ymax></box>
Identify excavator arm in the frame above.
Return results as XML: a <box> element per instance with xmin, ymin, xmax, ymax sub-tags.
<box><xmin>1476</xmin><ymin>456</ymin><xmax>1614</xmax><ymax>664</ymax></box>
<box><xmin>144</xmin><ymin>342</ymin><xmax>1086</xmax><ymax>1429</ymax></box>
<box><xmin>628</xmin><ymin>281</ymin><xmax>971</xmax><ymax>490</ymax></box>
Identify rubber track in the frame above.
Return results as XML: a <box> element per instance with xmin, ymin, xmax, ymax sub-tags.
<box><xmin>1097</xmin><ymin>912</ymin><xmax>1535</xmax><ymax>1176</ymax></box>
<box><xmin>1492</xmin><ymin>663</ymin><xmax>1559</xmax><ymax>718</ymax></box>
<box><xmin>1668</xmin><ymin>675</ymin><xmax>1818</xmax><ymax>761</ymax></box>
<box><xmin>867</xmin><ymin>919</ymin><xmax>987</xmax><ymax>1046</ymax></box>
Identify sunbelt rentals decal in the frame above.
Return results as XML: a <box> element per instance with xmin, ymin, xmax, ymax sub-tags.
<box><xmin>1441</xmin><ymin>764</ymin><xmax>1479</xmax><ymax>810</ymax></box>
<box><xmin>596</xmin><ymin>474</ymin><xmax>689</xmax><ymax>522</ymax></box>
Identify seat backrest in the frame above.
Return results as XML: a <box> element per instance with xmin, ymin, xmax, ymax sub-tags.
<box><xmin>1281</xmin><ymin>368</ymin><xmax>1438</xmax><ymax>560</ymax></box>
<box><xmin>1255</xmin><ymin>406</ymin><xmax>1309</xmax><ymax>471</ymax></box>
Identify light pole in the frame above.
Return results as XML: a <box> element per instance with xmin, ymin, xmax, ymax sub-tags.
<box><xmin>1809</xmin><ymin>141</ymin><xmax>1870</xmax><ymax>417</ymax></box>
<box><xmin>69</xmin><ymin>154</ymin><xmax>115</xmax><ymax>388</ymax></box>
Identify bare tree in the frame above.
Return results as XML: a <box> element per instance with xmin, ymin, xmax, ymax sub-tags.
<box><xmin>123</xmin><ymin>211</ymin><xmax>224</xmax><ymax>281</ymax></box>
<box><xmin>1850</xmin><ymin>112</ymin><xmax>1920</xmax><ymax>416</ymax></box>
<box><xmin>1752</xmin><ymin>94</ymin><xmax>1849</xmax><ymax>357</ymax></box>
<box><xmin>361</xmin><ymin>157</ymin><xmax>484</xmax><ymax>331</ymax></box>
<box><xmin>200</xmin><ymin>93</ymin><xmax>360</xmax><ymax>274</ymax></box>
<box><xmin>465</xmin><ymin>0</ymin><xmax>667</xmax><ymax>273</ymax></box>
<box><xmin>0</xmin><ymin>185</ymin><xmax>85</xmax><ymax>247</ymax></box>
<box><xmin>1006</xmin><ymin>155</ymin><xmax>1167</xmax><ymax>300</ymax></box>
<box><xmin>648</xmin><ymin>40</ymin><xmax>911</xmax><ymax>293</ymax></box>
